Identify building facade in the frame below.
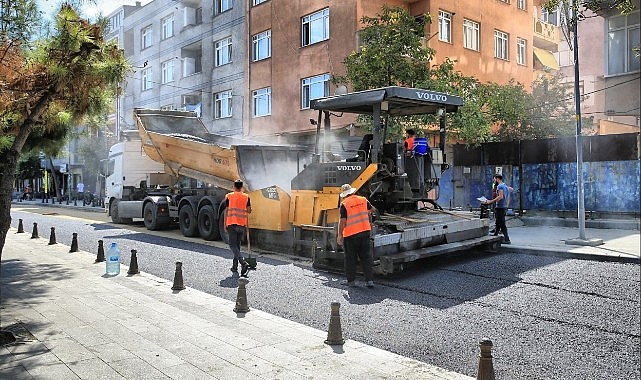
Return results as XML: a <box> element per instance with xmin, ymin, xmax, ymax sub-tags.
<box><xmin>106</xmin><ymin>0</ymin><xmax>567</xmax><ymax>142</ymax></box>
<box><xmin>106</xmin><ymin>0</ymin><xmax>247</xmax><ymax>137</ymax></box>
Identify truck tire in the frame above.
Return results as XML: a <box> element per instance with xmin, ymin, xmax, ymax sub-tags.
<box><xmin>110</xmin><ymin>200</ymin><xmax>132</xmax><ymax>224</ymax></box>
<box><xmin>179</xmin><ymin>205</ymin><xmax>199</xmax><ymax>237</ymax></box>
<box><xmin>198</xmin><ymin>205</ymin><xmax>221</xmax><ymax>241</ymax></box>
<box><xmin>143</xmin><ymin>202</ymin><xmax>160</xmax><ymax>230</ymax></box>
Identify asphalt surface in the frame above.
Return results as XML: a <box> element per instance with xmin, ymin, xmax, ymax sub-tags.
<box><xmin>7</xmin><ymin>205</ymin><xmax>641</xmax><ymax>380</ymax></box>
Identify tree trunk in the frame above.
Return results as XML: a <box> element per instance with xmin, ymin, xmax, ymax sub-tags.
<box><xmin>48</xmin><ymin>157</ymin><xmax>61</xmax><ymax>198</ymax></box>
<box><xmin>0</xmin><ymin>149</ymin><xmax>19</xmax><ymax>260</ymax></box>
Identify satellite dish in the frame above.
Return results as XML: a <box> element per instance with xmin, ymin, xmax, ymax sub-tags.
<box><xmin>335</xmin><ymin>85</ymin><xmax>348</xmax><ymax>95</ymax></box>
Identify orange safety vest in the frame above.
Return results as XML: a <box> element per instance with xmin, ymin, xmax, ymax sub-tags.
<box><xmin>404</xmin><ymin>136</ymin><xmax>415</xmax><ymax>152</ymax></box>
<box><xmin>225</xmin><ymin>191</ymin><xmax>249</xmax><ymax>227</ymax></box>
<box><xmin>342</xmin><ymin>195</ymin><xmax>371</xmax><ymax>237</ymax></box>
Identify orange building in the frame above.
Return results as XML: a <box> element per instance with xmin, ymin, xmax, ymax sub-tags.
<box><xmin>247</xmin><ymin>0</ymin><xmax>556</xmax><ymax>140</ymax></box>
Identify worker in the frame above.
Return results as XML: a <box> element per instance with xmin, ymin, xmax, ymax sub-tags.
<box><xmin>404</xmin><ymin>129</ymin><xmax>415</xmax><ymax>157</ymax></box>
<box><xmin>336</xmin><ymin>184</ymin><xmax>376</xmax><ymax>288</ymax></box>
<box><xmin>224</xmin><ymin>179</ymin><xmax>252</xmax><ymax>277</ymax></box>
<box><xmin>483</xmin><ymin>174</ymin><xmax>511</xmax><ymax>244</ymax></box>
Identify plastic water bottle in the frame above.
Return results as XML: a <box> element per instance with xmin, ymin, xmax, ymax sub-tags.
<box><xmin>106</xmin><ymin>242</ymin><xmax>121</xmax><ymax>275</ymax></box>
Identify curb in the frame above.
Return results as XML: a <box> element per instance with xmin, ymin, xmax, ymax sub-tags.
<box><xmin>499</xmin><ymin>246</ymin><xmax>641</xmax><ymax>264</ymax></box>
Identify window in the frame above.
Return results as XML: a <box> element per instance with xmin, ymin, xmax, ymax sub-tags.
<box><xmin>463</xmin><ymin>19</ymin><xmax>480</xmax><ymax>51</ymax></box>
<box><xmin>541</xmin><ymin>6</ymin><xmax>561</xmax><ymax>26</ymax></box>
<box><xmin>215</xmin><ymin>37</ymin><xmax>232</xmax><ymax>66</ymax></box>
<box><xmin>494</xmin><ymin>30</ymin><xmax>509</xmax><ymax>60</ymax></box>
<box><xmin>301</xmin><ymin>74</ymin><xmax>330</xmax><ymax>109</ymax></box>
<box><xmin>607</xmin><ymin>11</ymin><xmax>640</xmax><ymax>75</ymax></box>
<box><xmin>215</xmin><ymin>0</ymin><xmax>232</xmax><ymax>15</ymax></box>
<box><xmin>253</xmin><ymin>0</ymin><xmax>268</xmax><ymax>5</ymax></box>
<box><xmin>142</xmin><ymin>68</ymin><xmax>153</xmax><ymax>90</ymax></box>
<box><xmin>161</xmin><ymin>60</ymin><xmax>174</xmax><ymax>84</ymax></box>
<box><xmin>214</xmin><ymin>90</ymin><xmax>232</xmax><ymax>119</ymax></box>
<box><xmin>252</xmin><ymin>30</ymin><xmax>271</xmax><ymax>61</ymax></box>
<box><xmin>141</xmin><ymin>25</ymin><xmax>153</xmax><ymax>49</ymax></box>
<box><xmin>161</xmin><ymin>15</ymin><xmax>174</xmax><ymax>40</ymax></box>
<box><xmin>109</xmin><ymin>11</ymin><xmax>123</xmax><ymax>33</ymax></box>
<box><xmin>517</xmin><ymin>0</ymin><xmax>526</xmax><ymax>10</ymax></box>
<box><xmin>253</xmin><ymin>87</ymin><xmax>271</xmax><ymax>117</ymax></box>
<box><xmin>302</xmin><ymin>8</ymin><xmax>329</xmax><ymax>46</ymax></box>
<box><xmin>196</xmin><ymin>7</ymin><xmax>203</xmax><ymax>24</ymax></box>
<box><xmin>516</xmin><ymin>37</ymin><xmax>526</xmax><ymax>65</ymax></box>
<box><xmin>438</xmin><ymin>11</ymin><xmax>452</xmax><ymax>43</ymax></box>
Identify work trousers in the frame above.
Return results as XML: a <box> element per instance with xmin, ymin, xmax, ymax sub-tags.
<box><xmin>494</xmin><ymin>207</ymin><xmax>509</xmax><ymax>240</ymax></box>
<box><xmin>343</xmin><ymin>231</ymin><xmax>373</xmax><ymax>282</ymax></box>
<box><xmin>228</xmin><ymin>224</ymin><xmax>247</xmax><ymax>268</ymax></box>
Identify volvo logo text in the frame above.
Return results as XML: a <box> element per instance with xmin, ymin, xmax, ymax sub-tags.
<box><xmin>337</xmin><ymin>165</ymin><xmax>362</xmax><ymax>171</ymax></box>
<box><xmin>415</xmin><ymin>91</ymin><xmax>447</xmax><ymax>102</ymax></box>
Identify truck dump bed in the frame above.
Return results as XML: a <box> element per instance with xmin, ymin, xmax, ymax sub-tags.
<box><xmin>134</xmin><ymin>109</ymin><xmax>308</xmax><ymax>191</ymax></box>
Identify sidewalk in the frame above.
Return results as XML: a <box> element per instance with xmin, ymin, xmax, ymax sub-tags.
<box><xmin>0</xmin><ymin>229</ymin><xmax>474</xmax><ymax>380</ymax></box>
<box><xmin>500</xmin><ymin>218</ymin><xmax>640</xmax><ymax>263</ymax></box>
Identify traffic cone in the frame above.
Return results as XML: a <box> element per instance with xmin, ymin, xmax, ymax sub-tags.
<box><xmin>476</xmin><ymin>338</ymin><xmax>496</xmax><ymax>380</ymax></box>
<box><xmin>48</xmin><ymin>227</ymin><xmax>57</xmax><ymax>245</ymax></box>
<box><xmin>69</xmin><ymin>232</ymin><xmax>78</xmax><ymax>252</ymax></box>
<box><xmin>324</xmin><ymin>302</ymin><xmax>344</xmax><ymax>345</ymax></box>
<box><xmin>17</xmin><ymin>219</ymin><xmax>24</xmax><ymax>233</ymax></box>
<box><xmin>171</xmin><ymin>262</ymin><xmax>186</xmax><ymax>290</ymax></box>
<box><xmin>31</xmin><ymin>223</ymin><xmax>39</xmax><ymax>239</ymax></box>
<box><xmin>233</xmin><ymin>277</ymin><xmax>250</xmax><ymax>313</ymax></box>
<box><xmin>95</xmin><ymin>240</ymin><xmax>105</xmax><ymax>263</ymax></box>
<box><xmin>127</xmin><ymin>249</ymin><xmax>140</xmax><ymax>275</ymax></box>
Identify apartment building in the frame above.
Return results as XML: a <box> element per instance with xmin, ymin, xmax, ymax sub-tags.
<box><xmin>105</xmin><ymin>0</ymin><xmax>565</xmax><ymax>143</ymax></box>
<box><xmin>552</xmin><ymin>4</ymin><xmax>640</xmax><ymax>134</ymax></box>
<box><xmin>106</xmin><ymin>0</ymin><xmax>247</xmax><ymax>137</ymax></box>
<box><xmin>249</xmin><ymin>0</ymin><xmax>556</xmax><ymax>141</ymax></box>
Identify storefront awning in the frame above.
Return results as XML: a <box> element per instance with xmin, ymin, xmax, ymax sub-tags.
<box><xmin>533</xmin><ymin>47</ymin><xmax>560</xmax><ymax>70</ymax></box>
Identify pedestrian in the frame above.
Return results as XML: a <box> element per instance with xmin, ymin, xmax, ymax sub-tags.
<box><xmin>484</xmin><ymin>174</ymin><xmax>511</xmax><ymax>244</ymax></box>
<box><xmin>224</xmin><ymin>179</ymin><xmax>252</xmax><ymax>277</ymax></box>
<box><xmin>76</xmin><ymin>181</ymin><xmax>85</xmax><ymax>204</ymax></box>
<box><xmin>336</xmin><ymin>184</ymin><xmax>376</xmax><ymax>288</ymax></box>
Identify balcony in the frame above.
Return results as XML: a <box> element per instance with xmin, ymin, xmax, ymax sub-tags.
<box><xmin>533</xmin><ymin>18</ymin><xmax>560</xmax><ymax>52</ymax></box>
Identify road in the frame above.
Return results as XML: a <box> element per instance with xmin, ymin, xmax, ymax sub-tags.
<box><xmin>7</xmin><ymin>204</ymin><xmax>641</xmax><ymax>380</ymax></box>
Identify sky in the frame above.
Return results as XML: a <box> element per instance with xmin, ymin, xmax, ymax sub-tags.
<box><xmin>36</xmin><ymin>0</ymin><xmax>153</xmax><ymax>20</ymax></box>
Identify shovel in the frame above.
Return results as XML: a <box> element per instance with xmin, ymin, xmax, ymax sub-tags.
<box><xmin>245</xmin><ymin>226</ymin><xmax>257</xmax><ymax>269</ymax></box>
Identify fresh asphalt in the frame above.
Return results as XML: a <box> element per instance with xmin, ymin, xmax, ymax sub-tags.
<box><xmin>6</xmin><ymin>204</ymin><xmax>641</xmax><ymax>380</ymax></box>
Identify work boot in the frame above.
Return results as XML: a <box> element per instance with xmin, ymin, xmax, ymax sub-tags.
<box><xmin>365</xmin><ymin>281</ymin><xmax>374</xmax><ymax>288</ymax></box>
<box><xmin>240</xmin><ymin>263</ymin><xmax>249</xmax><ymax>277</ymax></box>
<box><xmin>340</xmin><ymin>280</ymin><xmax>356</xmax><ymax>287</ymax></box>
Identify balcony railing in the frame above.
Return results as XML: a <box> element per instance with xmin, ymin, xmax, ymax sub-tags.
<box><xmin>533</xmin><ymin>18</ymin><xmax>560</xmax><ymax>51</ymax></box>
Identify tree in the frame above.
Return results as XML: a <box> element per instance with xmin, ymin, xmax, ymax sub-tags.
<box><xmin>0</xmin><ymin>3</ymin><xmax>129</xmax><ymax>258</ymax></box>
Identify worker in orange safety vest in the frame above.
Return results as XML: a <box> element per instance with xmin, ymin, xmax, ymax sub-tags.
<box><xmin>336</xmin><ymin>184</ymin><xmax>377</xmax><ymax>288</ymax></box>
<box><xmin>225</xmin><ymin>179</ymin><xmax>252</xmax><ymax>277</ymax></box>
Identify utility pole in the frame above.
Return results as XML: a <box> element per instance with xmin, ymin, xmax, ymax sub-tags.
<box><xmin>566</xmin><ymin>0</ymin><xmax>603</xmax><ymax>247</ymax></box>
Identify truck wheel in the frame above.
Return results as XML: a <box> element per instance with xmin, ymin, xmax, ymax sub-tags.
<box><xmin>110</xmin><ymin>200</ymin><xmax>132</xmax><ymax>224</ymax></box>
<box><xmin>198</xmin><ymin>205</ymin><xmax>221</xmax><ymax>241</ymax></box>
<box><xmin>179</xmin><ymin>205</ymin><xmax>199</xmax><ymax>237</ymax></box>
<box><xmin>143</xmin><ymin>202</ymin><xmax>160</xmax><ymax>230</ymax></box>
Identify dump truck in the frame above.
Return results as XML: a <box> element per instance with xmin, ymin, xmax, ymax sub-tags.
<box><xmin>105</xmin><ymin>87</ymin><xmax>501</xmax><ymax>274</ymax></box>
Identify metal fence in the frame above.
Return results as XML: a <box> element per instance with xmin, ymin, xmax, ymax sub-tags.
<box><xmin>439</xmin><ymin>133</ymin><xmax>640</xmax><ymax>215</ymax></box>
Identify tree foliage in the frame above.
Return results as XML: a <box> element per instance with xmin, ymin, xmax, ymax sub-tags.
<box><xmin>0</xmin><ymin>3</ymin><xmax>129</xmax><ymax>257</ymax></box>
